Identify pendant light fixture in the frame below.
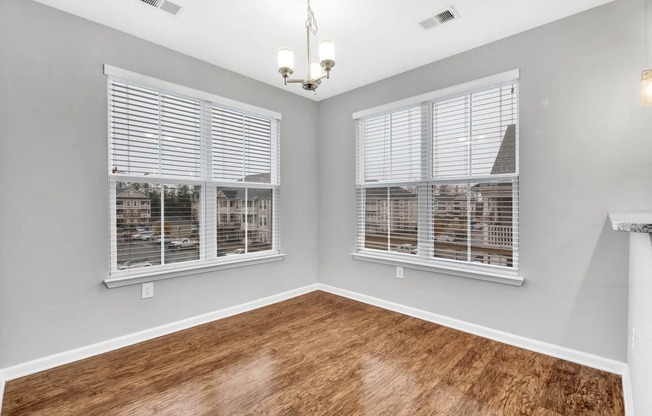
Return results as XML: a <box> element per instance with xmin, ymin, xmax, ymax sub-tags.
<box><xmin>277</xmin><ymin>0</ymin><xmax>335</xmax><ymax>92</ymax></box>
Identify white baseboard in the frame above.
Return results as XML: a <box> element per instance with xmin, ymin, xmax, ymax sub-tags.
<box><xmin>1</xmin><ymin>284</ymin><xmax>319</xmax><ymax>381</ymax></box>
<box><xmin>316</xmin><ymin>284</ymin><xmax>628</xmax><ymax>375</ymax></box>
<box><xmin>622</xmin><ymin>366</ymin><xmax>635</xmax><ymax>416</ymax></box>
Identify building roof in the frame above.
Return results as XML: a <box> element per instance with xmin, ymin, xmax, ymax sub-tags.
<box><xmin>490</xmin><ymin>124</ymin><xmax>516</xmax><ymax>175</ymax></box>
<box><xmin>241</xmin><ymin>172</ymin><xmax>271</xmax><ymax>183</ymax></box>
<box><xmin>116</xmin><ymin>187</ymin><xmax>149</xmax><ymax>200</ymax></box>
<box><xmin>471</xmin><ymin>124</ymin><xmax>517</xmax><ymax>192</ymax></box>
<box><xmin>435</xmin><ymin>193</ymin><xmax>465</xmax><ymax>203</ymax></box>
<box><xmin>364</xmin><ymin>186</ymin><xmax>418</xmax><ymax>201</ymax></box>
<box><xmin>217</xmin><ymin>188</ymin><xmax>271</xmax><ymax>200</ymax></box>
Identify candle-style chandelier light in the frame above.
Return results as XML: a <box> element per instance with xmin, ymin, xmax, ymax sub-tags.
<box><xmin>277</xmin><ymin>0</ymin><xmax>335</xmax><ymax>92</ymax></box>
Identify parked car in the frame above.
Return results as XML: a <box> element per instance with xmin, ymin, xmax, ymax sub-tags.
<box><xmin>396</xmin><ymin>244</ymin><xmax>417</xmax><ymax>255</ymax></box>
<box><xmin>122</xmin><ymin>228</ymin><xmax>140</xmax><ymax>238</ymax></box>
<box><xmin>169</xmin><ymin>238</ymin><xmax>197</xmax><ymax>249</ymax></box>
<box><xmin>117</xmin><ymin>259</ymin><xmax>153</xmax><ymax>270</ymax></box>
<box><xmin>137</xmin><ymin>231</ymin><xmax>155</xmax><ymax>241</ymax></box>
<box><xmin>131</xmin><ymin>231</ymin><xmax>149</xmax><ymax>240</ymax></box>
<box><xmin>155</xmin><ymin>235</ymin><xmax>172</xmax><ymax>244</ymax></box>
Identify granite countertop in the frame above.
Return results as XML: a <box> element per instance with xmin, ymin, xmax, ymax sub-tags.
<box><xmin>608</xmin><ymin>212</ymin><xmax>652</xmax><ymax>233</ymax></box>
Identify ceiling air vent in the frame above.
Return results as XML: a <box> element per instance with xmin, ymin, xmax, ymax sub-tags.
<box><xmin>419</xmin><ymin>6</ymin><xmax>459</xmax><ymax>30</ymax></box>
<box><xmin>137</xmin><ymin>0</ymin><xmax>184</xmax><ymax>17</ymax></box>
<box><xmin>139</xmin><ymin>0</ymin><xmax>161</xmax><ymax>7</ymax></box>
<box><xmin>159</xmin><ymin>0</ymin><xmax>183</xmax><ymax>16</ymax></box>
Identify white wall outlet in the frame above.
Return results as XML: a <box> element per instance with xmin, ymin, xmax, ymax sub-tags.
<box><xmin>396</xmin><ymin>266</ymin><xmax>404</xmax><ymax>279</ymax></box>
<box><xmin>632</xmin><ymin>328</ymin><xmax>636</xmax><ymax>357</ymax></box>
<box><xmin>142</xmin><ymin>282</ymin><xmax>154</xmax><ymax>299</ymax></box>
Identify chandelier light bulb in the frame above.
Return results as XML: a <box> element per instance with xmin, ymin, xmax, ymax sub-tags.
<box><xmin>642</xmin><ymin>70</ymin><xmax>652</xmax><ymax>105</ymax></box>
<box><xmin>319</xmin><ymin>40</ymin><xmax>335</xmax><ymax>63</ymax></box>
<box><xmin>277</xmin><ymin>48</ymin><xmax>294</xmax><ymax>72</ymax></box>
<box><xmin>310</xmin><ymin>61</ymin><xmax>323</xmax><ymax>80</ymax></box>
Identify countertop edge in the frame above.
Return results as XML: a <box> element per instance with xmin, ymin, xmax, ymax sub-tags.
<box><xmin>608</xmin><ymin>212</ymin><xmax>652</xmax><ymax>233</ymax></box>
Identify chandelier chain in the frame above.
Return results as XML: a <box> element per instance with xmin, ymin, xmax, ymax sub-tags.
<box><xmin>647</xmin><ymin>0</ymin><xmax>650</xmax><ymax>64</ymax></box>
<box><xmin>307</xmin><ymin>0</ymin><xmax>318</xmax><ymax>36</ymax></box>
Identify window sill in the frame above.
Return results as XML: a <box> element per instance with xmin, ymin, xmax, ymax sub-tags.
<box><xmin>351</xmin><ymin>252</ymin><xmax>524</xmax><ymax>286</ymax></box>
<box><xmin>104</xmin><ymin>254</ymin><xmax>285</xmax><ymax>288</ymax></box>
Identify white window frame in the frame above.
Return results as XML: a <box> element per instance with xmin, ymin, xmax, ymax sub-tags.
<box><xmin>352</xmin><ymin>70</ymin><xmax>523</xmax><ymax>286</ymax></box>
<box><xmin>104</xmin><ymin>65</ymin><xmax>283</xmax><ymax>288</ymax></box>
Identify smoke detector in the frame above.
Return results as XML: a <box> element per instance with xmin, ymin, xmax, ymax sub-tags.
<box><xmin>419</xmin><ymin>6</ymin><xmax>459</xmax><ymax>30</ymax></box>
<box><xmin>137</xmin><ymin>0</ymin><xmax>184</xmax><ymax>17</ymax></box>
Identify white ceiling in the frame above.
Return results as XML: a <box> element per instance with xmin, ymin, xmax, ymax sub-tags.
<box><xmin>34</xmin><ymin>0</ymin><xmax>613</xmax><ymax>101</ymax></box>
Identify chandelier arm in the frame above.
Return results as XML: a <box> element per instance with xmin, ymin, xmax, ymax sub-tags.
<box><xmin>312</xmin><ymin>73</ymin><xmax>329</xmax><ymax>82</ymax></box>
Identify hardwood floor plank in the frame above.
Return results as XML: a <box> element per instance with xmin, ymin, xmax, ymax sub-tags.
<box><xmin>608</xmin><ymin>373</ymin><xmax>626</xmax><ymax>416</ymax></box>
<box><xmin>465</xmin><ymin>362</ymin><xmax>519</xmax><ymax>413</ymax></box>
<box><xmin>541</xmin><ymin>359</ymin><xmax>583</xmax><ymax>414</ymax></box>
<box><xmin>532</xmin><ymin>407</ymin><xmax>563</xmax><ymax>416</ymax></box>
<box><xmin>437</xmin><ymin>337</ymin><xmax>497</xmax><ymax>393</ymax></box>
<box><xmin>572</xmin><ymin>367</ymin><xmax>624</xmax><ymax>416</ymax></box>
<box><xmin>1</xmin><ymin>291</ymin><xmax>623</xmax><ymax>416</ymax></box>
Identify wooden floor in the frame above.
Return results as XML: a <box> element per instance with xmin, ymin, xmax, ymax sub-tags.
<box><xmin>2</xmin><ymin>291</ymin><xmax>623</xmax><ymax>416</ymax></box>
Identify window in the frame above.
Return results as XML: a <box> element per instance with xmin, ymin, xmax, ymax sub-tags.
<box><xmin>355</xmin><ymin>72</ymin><xmax>519</xmax><ymax>281</ymax></box>
<box><xmin>107</xmin><ymin>67</ymin><xmax>281</xmax><ymax>281</ymax></box>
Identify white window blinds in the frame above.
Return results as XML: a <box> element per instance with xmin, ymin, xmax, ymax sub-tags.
<box><xmin>212</xmin><ymin>107</ymin><xmax>273</xmax><ymax>183</ymax></box>
<box><xmin>432</xmin><ymin>84</ymin><xmax>517</xmax><ymax>178</ymax></box>
<box><xmin>107</xmin><ymin>74</ymin><xmax>280</xmax><ymax>280</ymax></box>
<box><xmin>109</xmin><ymin>81</ymin><xmax>201</xmax><ymax>178</ymax></box>
<box><xmin>356</xmin><ymin>75</ymin><xmax>519</xmax><ymax>276</ymax></box>
<box><xmin>363</xmin><ymin>106</ymin><xmax>423</xmax><ymax>183</ymax></box>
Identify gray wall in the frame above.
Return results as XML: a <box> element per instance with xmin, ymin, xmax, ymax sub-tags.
<box><xmin>317</xmin><ymin>0</ymin><xmax>651</xmax><ymax>361</ymax></box>
<box><xmin>0</xmin><ymin>0</ymin><xmax>320</xmax><ymax>367</ymax></box>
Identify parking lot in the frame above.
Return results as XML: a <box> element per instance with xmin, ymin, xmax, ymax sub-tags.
<box><xmin>117</xmin><ymin>238</ymin><xmax>199</xmax><ymax>267</ymax></box>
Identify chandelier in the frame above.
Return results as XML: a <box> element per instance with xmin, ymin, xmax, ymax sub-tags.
<box><xmin>277</xmin><ymin>0</ymin><xmax>335</xmax><ymax>92</ymax></box>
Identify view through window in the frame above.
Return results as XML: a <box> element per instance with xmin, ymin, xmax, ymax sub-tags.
<box><xmin>356</xmin><ymin>79</ymin><xmax>519</xmax><ymax>273</ymax></box>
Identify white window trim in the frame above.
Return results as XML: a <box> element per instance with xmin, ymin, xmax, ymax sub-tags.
<box><xmin>105</xmin><ymin>253</ymin><xmax>286</xmax><ymax>288</ymax></box>
<box><xmin>352</xmin><ymin>70</ymin><xmax>523</xmax><ymax>285</ymax></box>
<box><xmin>104</xmin><ymin>66</ymin><xmax>282</xmax><ymax>288</ymax></box>
<box><xmin>352</xmin><ymin>252</ymin><xmax>523</xmax><ymax>286</ymax></box>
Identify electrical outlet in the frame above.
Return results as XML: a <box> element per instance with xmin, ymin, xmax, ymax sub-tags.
<box><xmin>142</xmin><ymin>282</ymin><xmax>154</xmax><ymax>299</ymax></box>
<box><xmin>632</xmin><ymin>328</ymin><xmax>636</xmax><ymax>357</ymax></box>
<box><xmin>396</xmin><ymin>266</ymin><xmax>404</xmax><ymax>279</ymax></box>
